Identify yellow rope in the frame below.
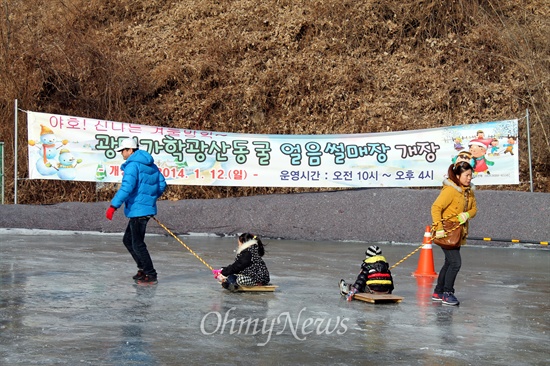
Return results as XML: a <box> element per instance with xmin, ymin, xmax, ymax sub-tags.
<box><xmin>153</xmin><ymin>217</ymin><xmax>213</xmax><ymax>271</ymax></box>
<box><xmin>390</xmin><ymin>244</ymin><xmax>423</xmax><ymax>270</ymax></box>
<box><xmin>153</xmin><ymin>216</ymin><xmax>430</xmax><ymax>272</ymax></box>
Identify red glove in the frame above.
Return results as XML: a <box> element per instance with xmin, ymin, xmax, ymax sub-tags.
<box><xmin>106</xmin><ymin>206</ymin><xmax>116</xmax><ymax>220</ymax></box>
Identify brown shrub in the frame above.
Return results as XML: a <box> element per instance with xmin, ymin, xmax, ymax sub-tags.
<box><xmin>0</xmin><ymin>0</ymin><xmax>548</xmax><ymax>204</ymax></box>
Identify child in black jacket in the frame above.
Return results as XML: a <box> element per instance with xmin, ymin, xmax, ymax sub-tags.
<box><xmin>339</xmin><ymin>245</ymin><xmax>394</xmax><ymax>301</ymax></box>
<box><xmin>214</xmin><ymin>233</ymin><xmax>270</xmax><ymax>292</ymax></box>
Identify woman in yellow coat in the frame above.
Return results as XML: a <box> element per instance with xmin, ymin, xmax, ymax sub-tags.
<box><xmin>431</xmin><ymin>162</ymin><xmax>477</xmax><ymax>306</ymax></box>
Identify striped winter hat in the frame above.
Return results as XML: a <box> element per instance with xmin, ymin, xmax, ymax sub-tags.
<box><xmin>365</xmin><ymin>245</ymin><xmax>382</xmax><ymax>257</ymax></box>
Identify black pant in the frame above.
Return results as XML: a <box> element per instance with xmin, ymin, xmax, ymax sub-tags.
<box><xmin>435</xmin><ymin>247</ymin><xmax>461</xmax><ymax>293</ymax></box>
<box><xmin>122</xmin><ymin>217</ymin><xmax>157</xmax><ymax>277</ymax></box>
<box><xmin>221</xmin><ymin>275</ymin><xmax>238</xmax><ymax>289</ymax></box>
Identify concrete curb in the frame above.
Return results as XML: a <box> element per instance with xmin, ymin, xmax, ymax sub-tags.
<box><xmin>1</xmin><ymin>189</ymin><xmax>548</xmax><ymax>246</ymax></box>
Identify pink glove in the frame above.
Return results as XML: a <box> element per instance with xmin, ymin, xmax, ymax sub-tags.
<box><xmin>212</xmin><ymin>269</ymin><xmax>222</xmax><ymax>280</ymax></box>
<box><xmin>106</xmin><ymin>206</ymin><xmax>116</xmax><ymax>220</ymax></box>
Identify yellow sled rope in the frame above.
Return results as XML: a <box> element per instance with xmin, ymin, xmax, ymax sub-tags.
<box><xmin>153</xmin><ymin>217</ymin><xmax>213</xmax><ymax>271</ymax></box>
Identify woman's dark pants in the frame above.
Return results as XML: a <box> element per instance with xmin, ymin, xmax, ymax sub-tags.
<box><xmin>434</xmin><ymin>247</ymin><xmax>461</xmax><ymax>293</ymax></box>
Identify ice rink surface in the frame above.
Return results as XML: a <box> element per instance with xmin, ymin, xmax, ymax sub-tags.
<box><xmin>1</xmin><ymin>230</ymin><xmax>548</xmax><ymax>365</ymax></box>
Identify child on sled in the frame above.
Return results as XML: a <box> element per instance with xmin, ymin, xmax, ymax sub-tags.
<box><xmin>213</xmin><ymin>233</ymin><xmax>270</xmax><ymax>292</ymax></box>
<box><xmin>339</xmin><ymin>245</ymin><xmax>394</xmax><ymax>301</ymax></box>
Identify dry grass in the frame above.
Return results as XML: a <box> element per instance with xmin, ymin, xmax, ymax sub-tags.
<box><xmin>0</xmin><ymin>0</ymin><xmax>548</xmax><ymax>204</ymax></box>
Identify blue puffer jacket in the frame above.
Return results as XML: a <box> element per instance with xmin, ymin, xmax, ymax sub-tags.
<box><xmin>111</xmin><ymin>149</ymin><xmax>166</xmax><ymax>218</ymax></box>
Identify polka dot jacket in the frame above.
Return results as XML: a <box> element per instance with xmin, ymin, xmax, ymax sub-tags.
<box><xmin>221</xmin><ymin>239</ymin><xmax>270</xmax><ymax>286</ymax></box>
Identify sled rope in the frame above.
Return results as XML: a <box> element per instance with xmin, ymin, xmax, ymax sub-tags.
<box><xmin>153</xmin><ymin>217</ymin><xmax>213</xmax><ymax>270</ymax></box>
<box><xmin>390</xmin><ymin>244</ymin><xmax>423</xmax><ymax>270</ymax></box>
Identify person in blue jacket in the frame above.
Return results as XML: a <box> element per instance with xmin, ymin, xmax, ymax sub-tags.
<box><xmin>106</xmin><ymin>137</ymin><xmax>166</xmax><ymax>285</ymax></box>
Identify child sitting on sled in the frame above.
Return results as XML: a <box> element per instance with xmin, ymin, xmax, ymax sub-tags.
<box><xmin>339</xmin><ymin>245</ymin><xmax>394</xmax><ymax>301</ymax></box>
<box><xmin>213</xmin><ymin>233</ymin><xmax>270</xmax><ymax>292</ymax></box>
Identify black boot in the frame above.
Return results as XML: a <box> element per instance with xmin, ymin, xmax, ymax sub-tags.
<box><xmin>226</xmin><ymin>275</ymin><xmax>239</xmax><ymax>292</ymax></box>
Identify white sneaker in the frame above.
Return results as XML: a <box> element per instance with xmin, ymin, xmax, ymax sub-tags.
<box><xmin>339</xmin><ymin>279</ymin><xmax>349</xmax><ymax>296</ymax></box>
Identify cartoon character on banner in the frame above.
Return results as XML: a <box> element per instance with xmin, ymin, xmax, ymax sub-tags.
<box><xmin>468</xmin><ymin>138</ymin><xmax>494</xmax><ymax>175</ymax></box>
<box><xmin>46</xmin><ymin>148</ymin><xmax>82</xmax><ymax>180</ymax></box>
<box><xmin>503</xmin><ymin>136</ymin><xmax>517</xmax><ymax>156</ymax></box>
<box><xmin>453</xmin><ymin>137</ymin><xmax>464</xmax><ymax>151</ymax></box>
<box><xmin>28</xmin><ymin>124</ymin><xmax>68</xmax><ymax>176</ymax></box>
<box><xmin>451</xmin><ymin>150</ymin><xmax>474</xmax><ymax>166</ymax></box>
<box><xmin>489</xmin><ymin>138</ymin><xmax>500</xmax><ymax>156</ymax></box>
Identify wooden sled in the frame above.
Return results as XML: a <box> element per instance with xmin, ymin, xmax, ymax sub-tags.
<box><xmin>236</xmin><ymin>285</ymin><xmax>278</xmax><ymax>292</ymax></box>
<box><xmin>353</xmin><ymin>292</ymin><xmax>403</xmax><ymax>304</ymax></box>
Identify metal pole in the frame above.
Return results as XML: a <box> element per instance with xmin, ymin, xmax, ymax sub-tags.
<box><xmin>469</xmin><ymin>236</ymin><xmax>548</xmax><ymax>246</ymax></box>
<box><xmin>526</xmin><ymin>109</ymin><xmax>533</xmax><ymax>192</ymax></box>
<box><xmin>14</xmin><ymin>99</ymin><xmax>18</xmax><ymax>204</ymax></box>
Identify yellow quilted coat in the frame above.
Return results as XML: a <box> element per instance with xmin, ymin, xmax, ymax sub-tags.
<box><xmin>431</xmin><ymin>179</ymin><xmax>477</xmax><ymax>246</ymax></box>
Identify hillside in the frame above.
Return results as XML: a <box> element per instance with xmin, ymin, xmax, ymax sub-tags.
<box><xmin>0</xmin><ymin>0</ymin><xmax>549</xmax><ymax>203</ymax></box>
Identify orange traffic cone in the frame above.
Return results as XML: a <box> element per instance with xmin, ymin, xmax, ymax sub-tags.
<box><xmin>412</xmin><ymin>226</ymin><xmax>438</xmax><ymax>277</ymax></box>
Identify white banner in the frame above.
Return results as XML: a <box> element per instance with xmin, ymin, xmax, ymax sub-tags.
<box><xmin>27</xmin><ymin>111</ymin><xmax>519</xmax><ymax>187</ymax></box>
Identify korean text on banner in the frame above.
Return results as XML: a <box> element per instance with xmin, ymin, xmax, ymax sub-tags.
<box><xmin>26</xmin><ymin>111</ymin><xmax>519</xmax><ymax>188</ymax></box>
